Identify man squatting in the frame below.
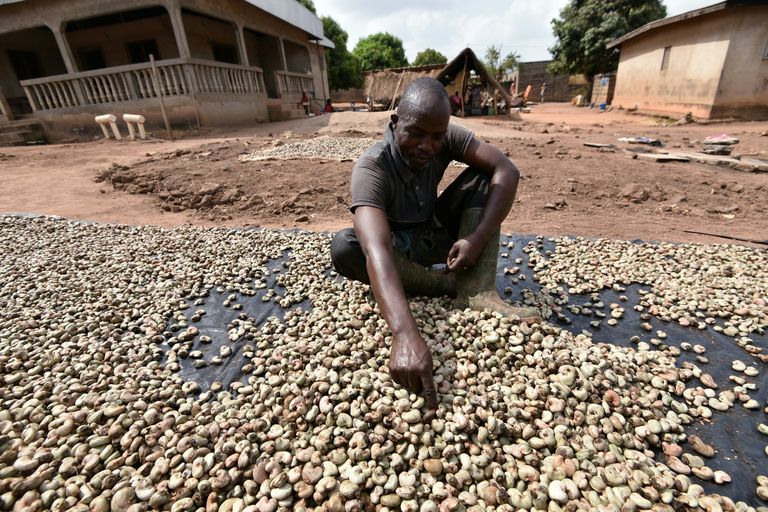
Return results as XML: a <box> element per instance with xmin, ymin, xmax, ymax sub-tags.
<box><xmin>330</xmin><ymin>78</ymin><xmax>541</xmax><ymax>409</ymax></box>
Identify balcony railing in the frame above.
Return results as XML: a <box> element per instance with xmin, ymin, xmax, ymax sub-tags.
<box><xmin>276</xmin><ymin>71</ymin><xmax>315</xmax><ymax>97</ymax></box>
<box><xmin>20</xmin><ymin>58</ymin><xmax>268</xmax><ymax>112</ymax></box>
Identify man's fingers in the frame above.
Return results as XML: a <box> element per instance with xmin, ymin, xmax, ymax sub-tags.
<box><xmin>422</xmin><ymin>373</ymin><xmax>438</xmax><ymax>410</ymax></box>
<box><xmin>407</xmin><ymin>375</ymin><xmax>423</xmax><ymax>395</ymax></box>
<box><xmin>390</xmin><ymin>368</ymin><xmax>404</xmax><ymax>387</ymax></box>
<box><xmin>448</xmin><ymin>254</ymin><xmax>466</xmax><ymax>272</ymax></box>
<box><xmin>393</xmin><ymin>367</ymin><xmax>420</xmax><ymax>394</ymax></box>
<box><xmin>447</xmin><ymin>251</ymin><xmax>462</xmax><ymax>270</ymax></box>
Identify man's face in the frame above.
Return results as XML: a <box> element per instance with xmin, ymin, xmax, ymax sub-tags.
<box><xmin>392</xmin><ymin>111</ymin><xmax>449</xmax><ymax>170</ymax></box>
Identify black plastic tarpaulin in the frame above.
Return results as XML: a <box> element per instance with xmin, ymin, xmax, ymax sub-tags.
<box><xmin>173</xmin><ymin>233</ymin><xmax>767</xmax><ymax>507</ymax></box>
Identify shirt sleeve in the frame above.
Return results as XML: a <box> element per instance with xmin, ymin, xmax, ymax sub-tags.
<box><xmin>443</xmin><ymin>123</ymin><xmax>475</xmax><ymax>161</ymax></box>
<box><xmin>350</xmin><ymin>156</ymin><xmax>388</xmax><ymax>213</ymax></box>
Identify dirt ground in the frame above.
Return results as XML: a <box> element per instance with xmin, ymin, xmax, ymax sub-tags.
<box><xmin>1</xmin><ymin>103</ymin><xmax>766</xmax><ymax>246</ymax></box>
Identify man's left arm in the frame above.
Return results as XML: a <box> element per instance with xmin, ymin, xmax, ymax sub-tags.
<box><xmin>446</xmin><ymin>138</ymin><xmax>520</xmax><ymax>272</ymax></box>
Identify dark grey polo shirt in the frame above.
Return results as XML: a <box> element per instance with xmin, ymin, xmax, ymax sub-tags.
<box><xmin>350</xmin><ymin>122</ymin><xmax>474</xmax><ymax>231</ymax></box>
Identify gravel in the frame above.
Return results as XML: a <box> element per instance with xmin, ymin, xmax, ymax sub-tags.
<box><xmin>239</xmin><ymin>136</ymin><xmax>375</xmax><ymax>162</ymax></box>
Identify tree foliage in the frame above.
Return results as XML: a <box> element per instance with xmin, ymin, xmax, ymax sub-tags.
<box><xmin>352</xmin><ymin>32</ymin><xmax>408</xmax><ymax>71</ymax></box>
<box><xmin>413</xmin><ymin>48</ymin><xmax>447</xmax><ymax>67</ymax></box>
<box><xmin>296</xmin><ymin>0</ymin><xmax>315</xmax><ymax>13</ymax></box>
<box><xmin>549</xmin><ymin>0</ymin><xmax>666</xmax><ymax>80</ymax></box>
<box><xmin>322</xmin><ymin>16</ymin><xmax>362</xmax><ymax>90</ymax></box>
<box><xmin>484</xmin><ymin>45</ymin><xmax>520</xmax><ymax>81</ymax></box>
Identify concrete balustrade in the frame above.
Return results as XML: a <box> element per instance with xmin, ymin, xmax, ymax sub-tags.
<box><xmin>20</xmin><ymin>58</ymin><xmax>267</xmax><ymax>113</ymax></box>
<box><xmin>122</xmin><ymin>114</ymin><xmax>147</xmax><ymax>140</ymax></box>
<box><xmin>94</xmin><ymin>114</ymin><xmax>121</xmax><ymax>140</ymax></box>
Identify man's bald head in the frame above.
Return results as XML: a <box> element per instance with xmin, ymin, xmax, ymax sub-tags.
<box><xmin>396</xmin><ymin>77</ymin><xmax>450</xmax><ymax>122</ymax></box>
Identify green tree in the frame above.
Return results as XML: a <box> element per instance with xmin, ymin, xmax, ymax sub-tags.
<box><xmin>297</xmin><ymin>0</ymin><xmax>315</xmax><ymax>13</ymax></box>
<box><xmin>352</xmin><ymin>32</ymin><xmax>408</xmax><ymax>71</ymax></box>
<box><xmin>549</xmin><ymin>0</ymin><xmax>666</xmax><ymax>82</ymax></box>
<box><xmin>321</xmin><ymin>16</ymin><xmax>362</xmax><ymax>90</ymax></box>
<box><xmin>413</xmin><ymin>48</ymin><xmax>447</xmax><ymax>67</ymax></box>
<box><xmin>484</xmin><ymin>45</ymin><xmax>520</xmax><ymax>81</ymax></box>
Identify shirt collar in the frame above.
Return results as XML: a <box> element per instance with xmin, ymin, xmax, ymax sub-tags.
<box><xmin>386</xmin><ymin>122</ymin><xmax>415</xmax><ymax>183</ymax></box>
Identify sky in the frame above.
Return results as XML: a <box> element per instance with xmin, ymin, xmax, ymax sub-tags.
<box><xmin>312</xmin><ymin>0</ymin><xmax>716</xmax><ymax>63</ymax></box>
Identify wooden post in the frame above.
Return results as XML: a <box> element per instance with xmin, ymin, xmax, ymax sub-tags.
<box><xmin>366</xmin><ymin>76</ymin><xmax>375</xmax><ymax>110</ymax></box>
<box><xmin>460</xmin><ymin>54</ymin><xmax>468</xmax><ymax>117</ymax></box>
<box><xmin>389</xmin><ymin>71</ymin><xmax>404</xmax><ymax>111</ymax></box>
<box><xmin>150</xmin><ymin>54</ymin><xmax>173</xmax><ymax>140</ymax></box>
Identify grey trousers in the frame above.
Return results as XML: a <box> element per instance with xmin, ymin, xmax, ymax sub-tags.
<box><xmin>330</xmin><ymin>168</ymin><xmax>490</xmax><ymax>284</ymax></box>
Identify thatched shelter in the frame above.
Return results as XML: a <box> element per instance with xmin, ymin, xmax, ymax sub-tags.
<box><xmin>434</xmin><ymin>48</ymin><xmax>521</xmax><ymax>119</ymax></box>
<box><xmin>363</xmin><ymin>64</ymin><xmax>443</xmax><ymax>110</ymax></box>
<box><xmin>330</xmin><ymin>48</ymin><xmax>520</xmax><ymax>118</ymax></box>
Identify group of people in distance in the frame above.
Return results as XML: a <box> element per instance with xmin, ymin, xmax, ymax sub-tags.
<box><xmin>447</xmin><ymin>78</ymin><xmax>548</xmax><ymax>117</ymax></box>
<box><xmin>302</xmin><ymin>76</ymin><xmax>548</xmax><ymax>119</ymax></box>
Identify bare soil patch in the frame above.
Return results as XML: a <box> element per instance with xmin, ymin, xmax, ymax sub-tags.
<box><xmin>1</xmin><ymin>104</ymin><xmax>766</xmax><ymax>245</ymax></box>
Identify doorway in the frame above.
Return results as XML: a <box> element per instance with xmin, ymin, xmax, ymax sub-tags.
<box><xmin>0</xmin><ymin>26</ymin><xmax>66</xmax><ymax>116</ymax></box>
<box><xmin>244</xmin><ymin>29</ymin><xmax>283</xmax><ymax>99</ymax></box>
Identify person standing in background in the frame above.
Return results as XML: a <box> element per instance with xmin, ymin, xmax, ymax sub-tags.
<box><xmin>450</xmin><ymin>91</ymin><xmax>461</xmax><ymax>116</ymax></box>
<box><xmin>540</xmin><ymin>83</ymin><xmax>547</xmax><ymax>104</ymax></box>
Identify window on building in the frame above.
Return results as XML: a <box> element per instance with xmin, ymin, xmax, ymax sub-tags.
<box><xmin>127</xmin><ymin>40</ymin><xmax>160</xmax><ymax>63</ymax></box>
<box><xmin>283</xmin><ymin>40</ymin><xmax>311</xmax><ymax>74</ymax></box>
<box><xmin>763</xmin><ymin>39</ymin><xmax>768</xmax><ymax>60</ymax></box>
<box><xmin>211</xmin><ymin>43</ymin><xmax>238</xmax><ymax>64</ymax></box>
<box><xmin>661</xmin><ymin>46</ymin><xmax>671</xmax><ymax>71</ymax></box>
<box><xmin>78</xmin><ymin>47</ymin><xmax>107</xmax><ymax>71</ymax></box>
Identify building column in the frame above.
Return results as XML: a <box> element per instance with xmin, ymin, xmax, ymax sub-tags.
<box><xmin>167</xmin><ymin>2</ymin><xmax>191</xmax><ymax>58</ymax></box>
<box><xmin>278</xmin><ymin>38</ymin><xmax>288</xmax><ymax>71</ymax></box>
<box><xmin>51</xmin><ymin>25</ymin><xmax>78</xmax><ymax>73</ymax></box>
<box><xmin>314</xmin><ymin>43</ymin><xmax>327</xmax><ymax>103</ymax></box>
<box><xmin>51</xmin><ymin>23</ymin><xmax>86</xmax><ymax>105</ymax></box>
<box><xmin>235</xmin><ymin>24</ymin><xmax>249</xmax><ymax>66</ymax></box>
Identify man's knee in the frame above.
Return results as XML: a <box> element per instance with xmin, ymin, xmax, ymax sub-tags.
<box><xmin>330</xmin><ymin>228</ymin><xmax>369</xmax><ymax>284</ymax></box>
<box><xmin>435</xmin><ymin>168</ymin><xmax>491</xmax><ymax>239</ymax></box>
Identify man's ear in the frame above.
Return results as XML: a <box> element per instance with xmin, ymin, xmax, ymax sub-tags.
<box><xmin>390</xmin><ymin>113</ymin><xmax>398</xmax><ymax>127</ymax></box>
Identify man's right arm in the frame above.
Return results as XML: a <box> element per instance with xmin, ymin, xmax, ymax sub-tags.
<box><xmin>353</xmin><ymin>206</ymin><xmax>438</xmax><ymax>408</ymax></box>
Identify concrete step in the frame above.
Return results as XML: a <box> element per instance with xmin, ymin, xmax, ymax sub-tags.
<box><xmin>0</xmin><ymin>132</ymin><xmax>29</xmax><ymax>146</ymax></box>
<box><xmin>0</xmin><ymin>117</ymin><xmax>39</xmax><ymax>129</ymax></box>
<box><xmin>267</xmin><ymin>102</ymin><xmax>306</xmax><ymax>122</ymax></box>
<box><xmin>0</xmin><ymin>120</ymin><xmax>45</xmax><ymax>146</ymax></box>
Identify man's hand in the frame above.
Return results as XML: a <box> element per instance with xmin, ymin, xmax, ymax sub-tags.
<box><xmin>446</xmin><ymin>232</ymin><xmax>484</xmax><ymax>272</ymax></box>
<box><xmin>389</xmin><ymin>332</ymin><xmax>438</xmax><ymax>409</ymax></box>
<box><xmin>353</xmin><ymin>206</ymin><xmax>440</xmax><ymax>412</ymax></box>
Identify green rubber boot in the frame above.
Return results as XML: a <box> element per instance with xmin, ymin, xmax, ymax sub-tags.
<box><xmin>394</xmin><ymin>253</ymin><xmax>456</xmax><ymax>298</ymax></box>
<box><xmin>455</xmin><ymin>208</ymin><xmax>542</xmax><ymax>323</ymax></box>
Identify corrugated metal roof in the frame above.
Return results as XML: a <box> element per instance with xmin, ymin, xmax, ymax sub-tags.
<box><xmin>313</xmin><ymin>36</ymin><xmax>335</xmax><ymax>49</ymax></box>
<box><xmin>607</xmin><ymin>1</ymin><xmax>766</xmax><ymax>49</ymax></box>
<box><xmin>245</xmin><ymin>0</ymin><xmax>326</xmax><ymax>40</ymax></box>
<box><xmin>0</xmin><ymin>0</ymin><xmax>333</xmax><ymax>47</ymax></box>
